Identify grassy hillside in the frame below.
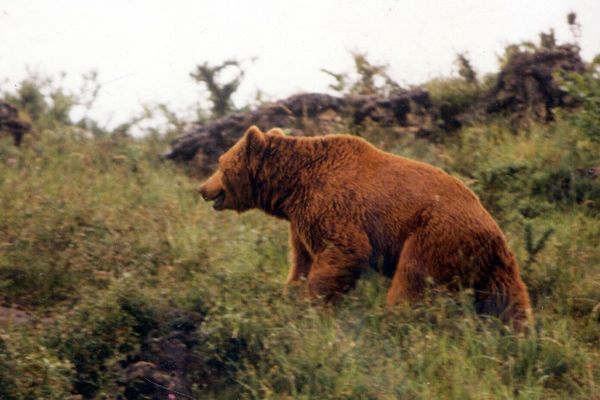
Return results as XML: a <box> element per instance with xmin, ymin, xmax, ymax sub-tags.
<box><xmin>1</xmin><ymin>43</ymin><xmax>600</xmax><ymax>397</ymax></box>
<box><xmin>1</xmin><ymin>105</ymin><xmax>599</xmax><ymax>399</ymax></box>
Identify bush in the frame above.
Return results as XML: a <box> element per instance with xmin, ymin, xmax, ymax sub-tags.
<box><xmin>49</xmin><ymin>283</ymin><xmax>160</xmax><ymax>398</ymax></box>
<box><xmin>424</xmin><ymin>76</ymin><xmax>488</xmax><ymax>131</ymax></box>
<box><xmin>560</xmin><ymin>69</ymin><xmax>600</xmax><ymax>142</ymax></box>
<box><xmin>0</xmin><ymin>133</ymin><xmax>185</xmax><ymax>306</ymax></box>
<box><xmin>0</xmin><ymin>327</ymin><xmax>73</xmax><ymax>399</ymax></box>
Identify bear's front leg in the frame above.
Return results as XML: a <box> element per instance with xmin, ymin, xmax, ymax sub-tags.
<box><xmin>307</xmin><ymin>235</ymin><xmax>371</xmax><ymax>302</ymax></box>
<box><xmin>286</xmin><ymin>227</ymin><xmax>313</xmax><ymax>287</ymax></box>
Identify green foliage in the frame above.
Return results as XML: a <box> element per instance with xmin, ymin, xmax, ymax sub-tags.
<box><xmin>559</xmin><ymin>69</ymin><xmax>600</xmax><ymax>142</ymax></box>
<box><xmin>0</xmin><ymin>327</ymin><xmax>73</xmax><ymax>399</ymax></box>
<box><xmin>455</xmin><ymin>53</ymin><xmax>478</xmax><ymax>84</ymax></box>
<box><xmin>424</xmin><ymin>76</ymin><xmax>486</xmax><ymax>128</ymax></box>
<box><xmin>49</xmin><ymin>284</ymin><xmax>148</xmax><ymax>398</ymax></box>
<box><xmin>190</xmin><ymin>59</ymin><xmax>248</xmax><ymax>119</ymax></box>
<box><xmin>0</xmin><ymin>134</ymin><xmax>181</xmax><ymax>306</ymax></box>
<box><xmin>523</xmin><ymin>223</ymin><xmax>554</xmax><ymax>267</ymax></box>
<box><xmin>2</xmin><ymin>70</ymin><xmax>102</xmax><ymax>131</ymax></box>
<box><xmin>322</xmin><ymin>51</ymin><xmax>402</xmax><ymax>96</ymax></box>
<box><xmin>496</xmin><ymin>29</ymin><xmax>560</xmax><ymax>68</ymax></box>
<box><xmin>448</xmin><ymin>119</ymin><xmax>600</xmax><ymax>218</ymax></box>
<box><xmin>539</xmin><ymin>29</ymin><xmax>557</xmax><ymax>50</ymax></box>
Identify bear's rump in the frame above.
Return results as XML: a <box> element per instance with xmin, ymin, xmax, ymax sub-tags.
<box><xmin>364</xmin><ymin>210</ymin><xmax>506</xmax><ymax>289</ymax></box>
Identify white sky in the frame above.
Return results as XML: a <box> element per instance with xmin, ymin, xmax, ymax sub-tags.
<box><xmin>1</xmin><ymin>0</ymin><xmax>599</xmax><ymax>129</ymax></box>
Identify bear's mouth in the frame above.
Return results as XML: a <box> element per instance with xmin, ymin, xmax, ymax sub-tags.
<box><xmin>212</xmin><ymin>190</ymin><xmax>226</xmax><ymax>210</ymax></box>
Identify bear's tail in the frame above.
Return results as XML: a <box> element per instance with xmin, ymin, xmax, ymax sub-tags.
<box><xmin>474</xmin><ymin>252</ymin><xmax>532</xmax><ymax>332</ymax></box>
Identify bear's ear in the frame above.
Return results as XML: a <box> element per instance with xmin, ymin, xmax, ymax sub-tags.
<box><xmin>267</xmin><ymin>128</ymin><xmax>285</xmax><ymax>137</ymax></box>
<box><xmin>244</xmin><ymin>125</ymin><xmax>266</xmax><ymax>152</ymax></box>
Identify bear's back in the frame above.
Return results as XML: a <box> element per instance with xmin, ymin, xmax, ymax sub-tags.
<box><xmin>316</xmin><ymin>134</ymin><xmax>480</xmax><ymax>207</ymax></box>
<box><xmin>307</xmin><ymin>134</ymin><xmax>503</xmax><ymax>250</ymax></box>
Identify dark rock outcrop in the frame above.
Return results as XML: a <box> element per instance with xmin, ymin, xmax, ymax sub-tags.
<box><xmin>0</xmin><ymin>101</ymin><xmax>30</xmax><ymax>146</ymax></box>
<box><xmin>487</xmin><ymin>45</ymin><xmax>585</xmax><ymax>121</ymax></box>
<box><xmin>120</xmin><ymin>308</ymin><xmax>204</xmax><ymax>400</ymax></box>
<box><xmin>163</xmin><ymin>90</ymin><xmax>435</xmax><ymax>174</ymax></box>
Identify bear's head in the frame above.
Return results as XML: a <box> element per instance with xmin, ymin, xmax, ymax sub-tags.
<box><xmin>198</xmin><ymin>126</ymin><xmax>284</xmax><ymax>212</ymax></box>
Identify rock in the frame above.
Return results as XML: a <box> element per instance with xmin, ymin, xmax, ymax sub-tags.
<box><xmin>0</xmin><ymin>100</ymin><xmax>31</xmax><ymax>146</ymax></box>
<box><xmin>0</xmin><ymin>305</ymin><xmax>35</xmax><ymax>326</ymax></box>
<box><xmin>163</xmin><ymin>91</ymin><xmax>435</xmax><ymax>174</ymax></box>
<box><xmin>487</xmin><ymin>44</ymin><xmax>585</xmax><ymax>121</ymax></box>
<box><xmin>120</xmin><ymin>308</ymin><xmax>203</xmax><ymax>400</ymax></box>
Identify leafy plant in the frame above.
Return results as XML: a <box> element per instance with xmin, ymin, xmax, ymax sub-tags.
<box><xmin>0</xmin><ymin>328</ymin><xmax>73</xmax><ymax>399</ymax></box>
<box><xmin>190</xmin><ymin>59</ymin><xmax>250</xmax><ymax>118</ymax></box>
<box><xmin>523</xmin><ymin>223</ymin><xmax>555</xmax><ymax>267</ymax></box>
<box><xmin>560</xmin><ymin>69</ymin><xmax>600</xmax><ymax>142</ymax></box>
<box><xmin>321</xmin><ymin>51</ymin><xmax>402</xmax><ymax>96</ymax></box>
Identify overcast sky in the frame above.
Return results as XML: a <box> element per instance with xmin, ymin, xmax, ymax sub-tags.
<box><xmin>1</xmin><ymin>0</ymin><xmax>599</xmax><ymax>129</ymax></box>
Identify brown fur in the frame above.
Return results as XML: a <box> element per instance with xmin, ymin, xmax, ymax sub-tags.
<box><xmin>199</xmin><ymin>126</ymin><xmax>532</xmax><ymax>329</ymax></box>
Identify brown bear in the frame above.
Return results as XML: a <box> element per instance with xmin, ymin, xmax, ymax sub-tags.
<box><xmin>199</xmin><ymin>126</ymin><xmax>532</xmax><ymax>329</ymax></box>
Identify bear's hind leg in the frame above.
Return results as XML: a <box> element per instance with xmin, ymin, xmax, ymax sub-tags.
<box><xmin>386</xmin><ymin>236</ymin><xmax>428</xmax><ymax>306</ymax></box>
<box><xmin>474</xmin><ymin>266</ymin><xmax>532</xmax><ymax>331</ymax></box>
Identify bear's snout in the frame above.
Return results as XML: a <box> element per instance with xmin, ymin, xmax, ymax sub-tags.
<box><xmin>197</xmin><ymin>183</ymin><xmax>210</xmax><ymax>201</ymax></box>
<box><xmin>198</xmin><ymin>183</ymin><xmax>221</xmax><ymax>201</ymax></box>
<box><xmin>198</xmin><ymin>173</ymin><xmax>228</xmax><ymax>210</ymax></box>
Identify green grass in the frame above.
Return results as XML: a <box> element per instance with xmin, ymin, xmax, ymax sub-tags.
<box><xmin>0</xmin><ymin>112</ymin><xmax>599</xmax><ymax>399</ymax></box>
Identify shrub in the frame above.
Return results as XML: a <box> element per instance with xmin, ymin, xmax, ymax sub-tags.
<box><xmin>0</xmin><ymin>327</ymin><xmax>73</xmax><ymax>399</ymax></box>
<box><xmin>559</xmin><ymin>69</ymin><xmax>600</xmax><ymax>142</ymax></box>
<box><xmin>49</xmin><ymin>283</ymin><xmax>159</xmax><ymax>398</ymax></box>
